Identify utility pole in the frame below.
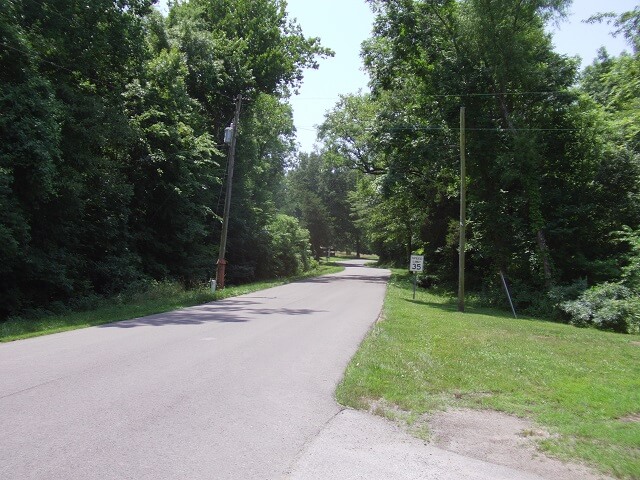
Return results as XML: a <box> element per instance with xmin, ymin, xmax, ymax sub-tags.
<box><xmin>458</xmin><ymin>106</ymin><xmax>466</xmax><ymax>312</ymax></box>
<box><xmin>216</xmin><ymin>94</ymin><xmax>242</xmax><ymax>290</ymax></box>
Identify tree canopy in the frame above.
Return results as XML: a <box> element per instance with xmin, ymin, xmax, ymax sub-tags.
<box><xmin>316</xmin><ymin>0</ymin><xmax>640</xmax><ymax>329</ymax></box>
<box><xmin>2</xmin><ymin>0</ymin><xmax>639</xmax><ymax>333</ymax></box>
<box><xmin>0</xmin><ymin>0</ymin><xmax>330</xmax><ymax>319</ymax></box>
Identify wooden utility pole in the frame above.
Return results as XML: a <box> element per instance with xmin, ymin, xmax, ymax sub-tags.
<box><xmin>216</xmin><ymin>94</ymin><xmax>242</xmax><ymax>290</ymax></box>
<box><xmin>458</xmin><ymin>106</ymin><xmax>466</xmax><ymax>312</ymax></box>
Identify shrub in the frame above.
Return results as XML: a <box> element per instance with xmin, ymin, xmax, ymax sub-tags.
<box><xmin>560</xmin><ymin>282</ymin><xmax>639</xmax><ymax>333</ymax></box>
<box><xmin>264</xmin><ymin>214</ymin><xmax>312</xmax><ymax>277</ymax></box>
<box><xmin>547</xmin><ymin>278</ymin><xmax>589</xmax><ymax>321</ymax></box>
<box><xmin>618</xmin><ymin>226</ymin><xmax>640</xmax><ymax>292</ymax></box>
<box><xmin>622</xmin><ymin>296</ymin><xmax>640</xmax><ymax>335</ymax></box>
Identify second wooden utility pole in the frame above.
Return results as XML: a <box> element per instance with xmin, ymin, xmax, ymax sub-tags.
<box><xmin>458</xmin><ymin>106</ymin><xmax>466</xmax><ymax>312</ymax></box>
<box><xmin>216</xmin><ymin>94</ymin><xmax>242</xmax><ymax>290</ymax></box>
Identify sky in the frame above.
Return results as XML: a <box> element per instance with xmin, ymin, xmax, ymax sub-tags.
<box><xmin>284</xmin><ymin>0</ymin><xmax>375</xmax><ymax>152</ymax></box>
<box><xmin>156</xmin><ymin>0</ymin><xmax>638</xmax><ymax>152</ymax></box>
<box><xmin>287</xmin><ymin>0</ymin><xmax>638</xmax><ymax>152</ymax></box>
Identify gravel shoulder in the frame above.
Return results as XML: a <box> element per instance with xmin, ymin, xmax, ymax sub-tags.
<box><xmin>286</xmin><ymin>406</ymin><xmax>613</xmax><ymax>480</ymax></box>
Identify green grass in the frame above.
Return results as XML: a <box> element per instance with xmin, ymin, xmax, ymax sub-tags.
<box><xmin>0</xmin><ymin>264</ymin><xmax>343</xmax><ymax>343</ymax></box>
<box><xmin>336</xmin><ymin>270</ymin><xmax>640</xmax><ymax>479</ymax></box>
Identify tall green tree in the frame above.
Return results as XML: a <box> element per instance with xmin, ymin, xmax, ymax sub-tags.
<box><xmin>0</xmin><ymin>0</ymin><xmax>63</xmax><ymax>315</ymax></box>
<box><xmin>223</xmin><ymin>93</ymin><xmax>298</xmax><ymax>282</ymax></box>
<box><xmin>0</xmin><ymin>0</ymin><xmax>332</xmax><ymax>320</ymax></box>
<box><xmin>320</xmin><ymin>0</ymin><xmax>640</xmax><ymax>310</ymax></box>
<box><xmin>125</xmin><ymin>15</ymin><xmax>220</xmax><ymax>283</ymax></box>
<box><xmin>165</xmin><ymin>0</ymin><xmax>331</xmax><ymax>283</ymax></box>
<box><xmin>0</xmin><ymin>0</ymin><xmax>153</xmax><ymax>316</ymax></box>
<box><xmin>582</xmin><ymin>7</ymin><xmax>640</xmax><ymax>151</ymax></box>
<box><xmin>287</xmin><ymin>151</ymin><xmax>363</xmax><ymax>258</ymax></box>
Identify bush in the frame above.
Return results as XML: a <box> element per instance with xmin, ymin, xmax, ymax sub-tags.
<box><xmin>475</xmin><ymin>275</ymin><xmax>553</xmax><ymax>317</ymax></box>
<box><xmin>618</xmin><ymin>226</ymin><xmax>640</xmax><ymax>292</ymax></box>
<box><xmin>547</xmin><ymin>278</ymin><xmax>589</xmax><ymax>321</ymax></box>
<box><xmin>623</xmin><ymin>297</ymin><xmax>640</xmax><ymax>335</ymax></box>
<box><xmin>264</xmin><ymin>214</ymin><xmax>313</xmax><ymax>278</ymax></box>
<box><xmin>560</xmin><ymin>282</ymin><xmax>639</xmax><ymax>333</ymax></box>
<box><xmin>417</xmin><ymin>274</ymin><xmax>438</xmax><ymax>289</ymax></box>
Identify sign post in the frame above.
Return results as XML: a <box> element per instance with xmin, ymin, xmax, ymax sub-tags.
<box><xmin>409</xmin><ymin>255</ymin><xmax>424</xmax><ymax>300</ymax></box>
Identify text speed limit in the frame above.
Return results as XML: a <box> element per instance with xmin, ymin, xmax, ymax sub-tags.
<box><xmin>409</xmin><ymin>255</ymin><xmax>424</xmax><ymax>272</ymax></box>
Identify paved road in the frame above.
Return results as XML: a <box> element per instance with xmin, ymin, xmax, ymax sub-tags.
<box><xmin>0</xmin><ymin>261</ymin><xmax>390</xmax><ymax>480</ymax></box>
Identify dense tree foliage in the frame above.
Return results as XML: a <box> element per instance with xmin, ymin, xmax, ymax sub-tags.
<box><xmin>286</xmin><ymin>151</ymin><xmax>364</xmax><ymax>259</ymax></box>
<box><xmin>3</xmin><ymin>0</ymin><xmax>639</xmax><ymax>334</ymax></box>
<box><xmin>318</xmin><ymin>1</ymin><xmax>640</xmax><ymax>330</ymax></box>
<box><xmin>0</xmin><ymin>0</ymin><xmax>330</xmax><ymax>320</ymax></box>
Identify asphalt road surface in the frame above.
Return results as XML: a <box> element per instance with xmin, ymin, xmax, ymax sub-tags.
<box><xmin>0</xmin><ymin>261</ymin><xmax>390</xmax><ymax>480</ymax></box>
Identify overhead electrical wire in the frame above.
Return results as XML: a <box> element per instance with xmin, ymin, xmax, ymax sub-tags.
<box><xmin>297</xmin><ymin>124</ymin><xmax>583</xmax><ymax>132</ymax></box>
<box><xmin>293</xmin><ymin>90</ymin><xmax>575</xmax><ymax>101</ymax></box>
<box><xmin>4</xmin><ymin>2</ymin><xmax>582</xmax><ymax>138</ymax></box>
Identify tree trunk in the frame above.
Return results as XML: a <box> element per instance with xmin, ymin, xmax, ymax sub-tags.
<box><xmin>536</xmin><ymin>229</ymin><xmax>553</xmax><ymax>287</ymax></box>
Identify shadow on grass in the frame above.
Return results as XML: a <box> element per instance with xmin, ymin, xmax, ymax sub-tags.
<box><xmin>402</xmin><ymin>296</ymin><xmax>567</xmax><ymax>326</ymax></box>
<box><xmin>405</xmin><ymin>298</ymin><xmax>457</xmax><ymax>310</ymax></box>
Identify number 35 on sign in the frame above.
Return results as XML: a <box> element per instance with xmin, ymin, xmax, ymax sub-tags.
<box><xmin>410</xmin><ymin>255</ymin><xmax>424</xmax><ymax>272</ymax></box>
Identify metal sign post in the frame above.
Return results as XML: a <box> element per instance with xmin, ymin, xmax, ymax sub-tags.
<box><xmin>409</xmin><ymin>255</ymin><xmax>424</xmax><ymax>300</ymax></box>
<box><xmin>500</xmin><ymin>270</ymin><xmax>518</xmax><ymax>319</ymax></box>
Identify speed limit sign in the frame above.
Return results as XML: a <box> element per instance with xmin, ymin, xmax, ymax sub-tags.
<box><xmin>410</xmin><ymin>255</ymin><xmax>424</xmax><ymax>272</ymax></box>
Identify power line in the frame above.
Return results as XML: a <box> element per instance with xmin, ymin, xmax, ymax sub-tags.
<box><xmin>0</xmin><ymin>40</ymin><xmax>100</xmax><ymax>83</ymax></box>
<box><xmin>297</xmin><ymin>123</ymin><xmax>582</xmax><ymax>132</ymax></box>
<box><xmin>418</xmin><ymin>90</ymin><xmax>575</xmax><ymax>99</ymax></box>
<box><xmin>293</xmin><ymin>91</ymin><xmax>575</xmax><ymax>101</ymax></box>
<box><xmin>385</xmin><ymin>126</ymin><xmax>582</xmax><ymax>132</ymax></box>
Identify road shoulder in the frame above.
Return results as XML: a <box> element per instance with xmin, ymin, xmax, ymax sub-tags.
<box><xmin>286</xmin><ymin>408</ymin><xmax>612</xmax><ymax>480</ymax></box>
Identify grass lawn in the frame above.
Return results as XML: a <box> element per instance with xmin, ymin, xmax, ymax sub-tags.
<box><xmin>0</xmin><ymin>264</ymin><xmax>343</xmax><ymax>343</ymax></box>
<box><xmin>336</xmin><ymin>270</ymin><xmax>640</xmax><ymax>479</ymax></box>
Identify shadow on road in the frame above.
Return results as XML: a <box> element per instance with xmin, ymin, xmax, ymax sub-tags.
<box><xmin>332</xmin><ymin>261</ymin><xmax>376</xmax><ymax>268</ymax></box>
<box><xmin>99</xmin><ymin>265</ymin><xmax>388</xmax><ymax>330</ymax></box>
<box><xmin>301</xmin><ymin>273</ymin><xmax>389</xmax><ymax>285</ymax></box>
<box><xmin>99</xmin><ymin>300</ymin><xmax>326</xmax><ymax>329</ymax></box>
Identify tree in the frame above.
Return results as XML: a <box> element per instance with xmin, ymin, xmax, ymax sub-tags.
<box><xmin>319</xmin><ymin>0</ymin><xmax>640</xmax><ymax>312</ymax></box>
<box><xmin>169</xmin><ymin>0</ymin><xmax>332</xmax><ymax>95</ymax></box>
<box><xmin>0</xmin><ymin>0</ymin><xmax>154</xmax><ymax>316</ymax></box>
<box><xmin>349</xmin><ymin>175</ymin><xmax>425</xmax><ymax>264</ymax></box>
<box><xmin>125</xmin><ymin>22</ymin><xmax>220</xmax><ymax>283</ymax></box>
<box><xmin>319</xmin><ymin>94</ymin><xmax>386</xmax><ymax>175</ymax></box>
<box><xmin>287</xmin><ymin>152</ymin><xmax>363</xmax><ymax>259</ymax></box>
<box><xmin>583</xmin><ymin>7</ymin><xmax>640</xmax><ymax>152</ymax></box>
<box><xmin>223</xmin><ymin>93</ymin><xmax>298</xmax><ymax>282</ymax></box>
<box><xmin>287</xmin><ymin>153</ymin><xmax>332</xmax><ymax>259</ymax></box>
<box><xmin>0</xmin><ymin>0</ymin><xmax>62</xmax><ymax>315</ymax></box>
<box><xmin>264</xmin><ymin>214</ymin><xmax>312</xmax><ymax>277</ymax></box>
<box><xmin>0</xmin><ymin>0</ymin><xmax>332</xmax><ymax>320</ymax></box>
<box><xmin>164</xmin><ymin>0</ymin><xmax>332</xmax><ymax>283</ymax></box>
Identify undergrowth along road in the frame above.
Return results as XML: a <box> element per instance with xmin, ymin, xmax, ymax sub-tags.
<box><xmin>336</xmin><ymin>271</ymin><xmax>640</xmax><ymax>479</ymax></box>
<box><xmin>1</xmin><ymin>264</ymin><xmax>343</xmax><ymax>342</ymax></box>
